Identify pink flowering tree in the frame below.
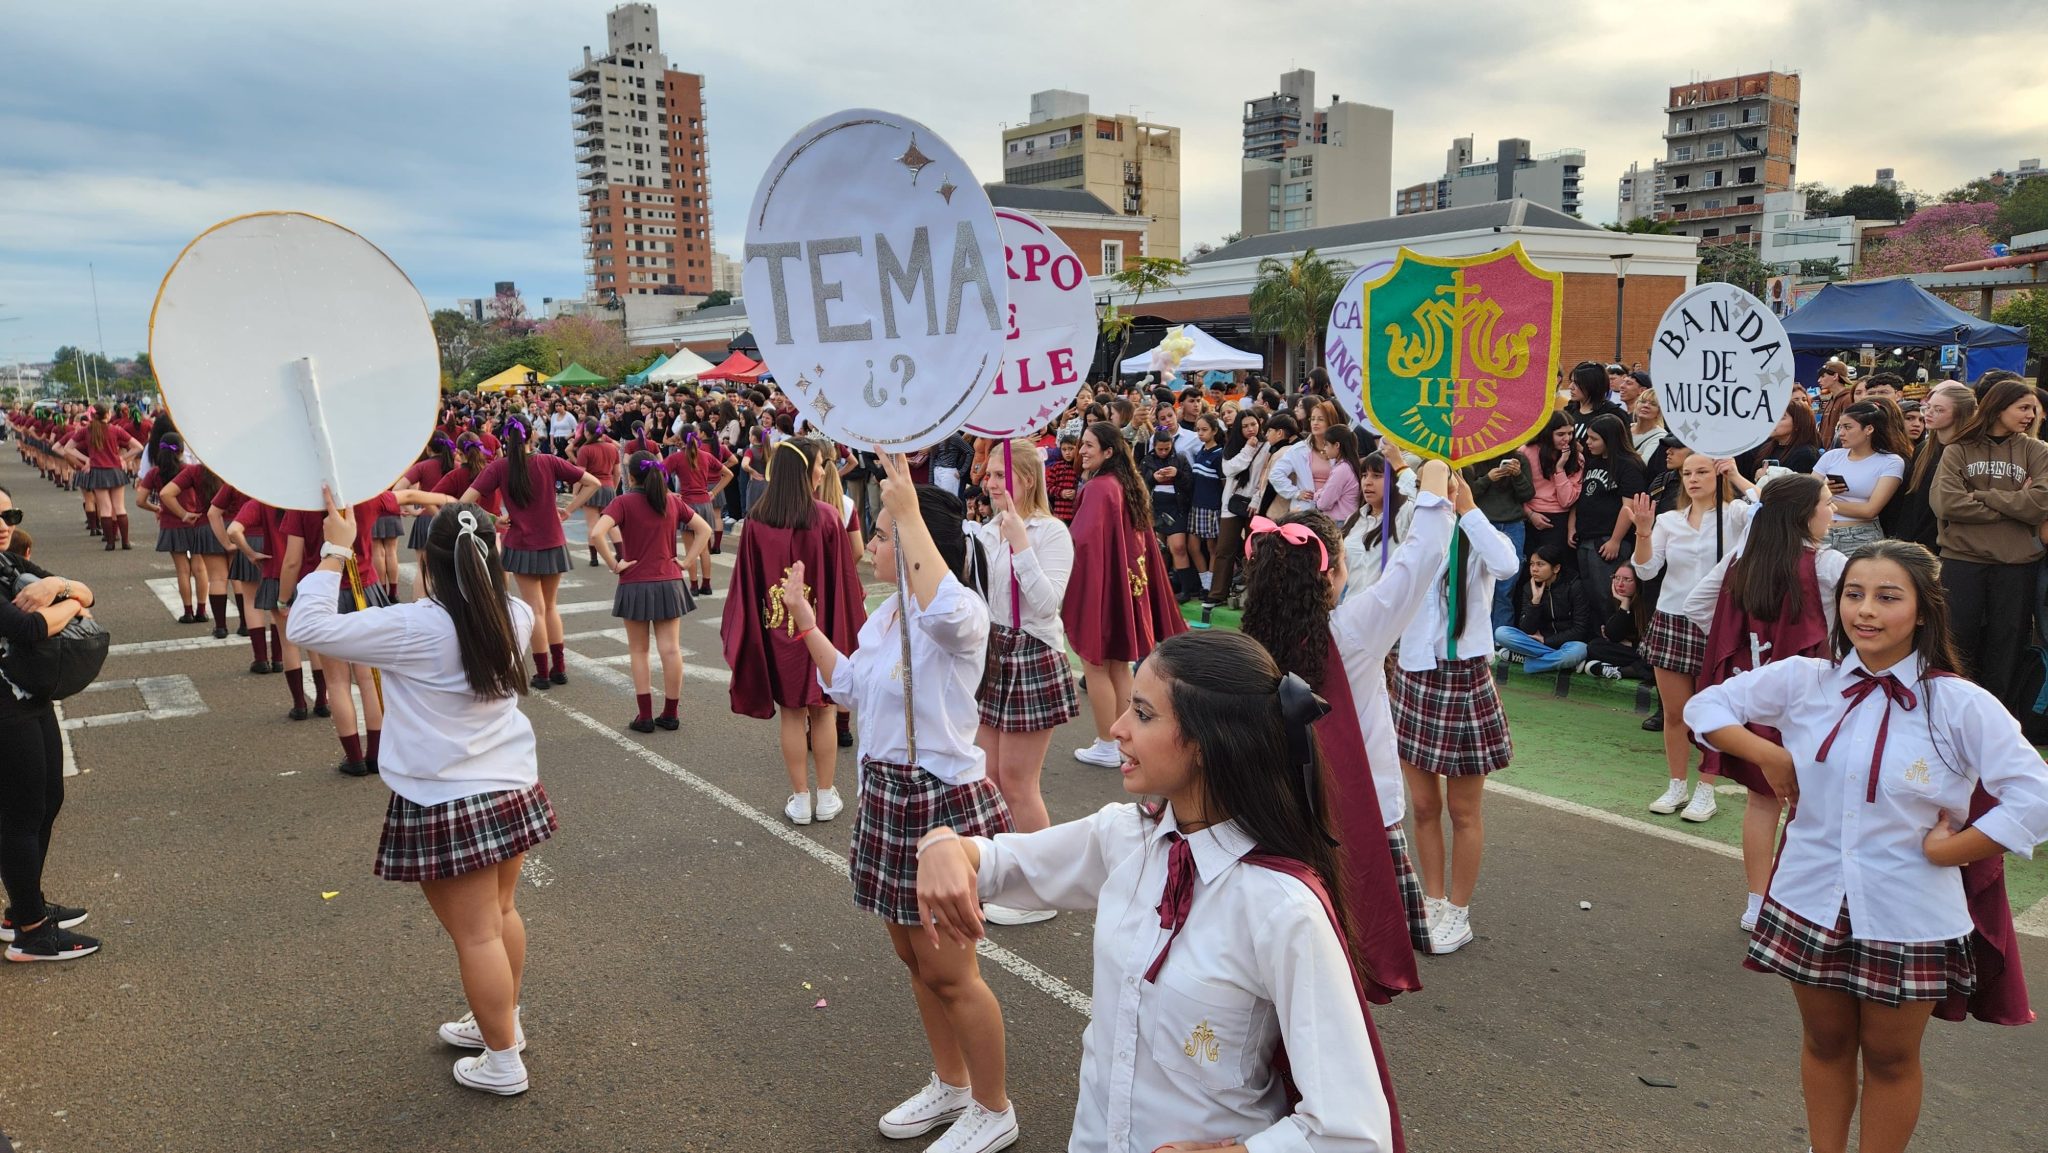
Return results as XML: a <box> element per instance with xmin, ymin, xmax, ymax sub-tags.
<box><xmin>1855</xmin><ymin>201</ymin><xmax>2001</xmax><ymax>279</ymax></box>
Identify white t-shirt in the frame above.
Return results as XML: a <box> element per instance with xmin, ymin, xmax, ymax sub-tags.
<box><xmin>1813</xmin><ymin>448</ymin><xmax>1904</xmax><ymax>521</ymax></box>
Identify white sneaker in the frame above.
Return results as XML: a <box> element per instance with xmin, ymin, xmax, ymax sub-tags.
<box><xmin>983</xmin><ymin>903</ymin><xmax>1057</xmax><ymax>926</ymax></box>
<box><xmin>439</xmin><ymin>1008</ymin><xmax>525</xmax><ymax>1053</ymax></box>
<box><xmin>925</xmin><ymin>1102</ymin><xmax>1019</xmax><ymax>1153</ymax></box>
<box><xmin>1072</xmin><ymin>739</ymin><xmax>1122</xmax><ymax>768</ymax></box>
<box><xmin>813</xmin><ymin>786</ymin><xmax>844</xmax><ymax>822</ymax></box>
<box><xmin>1680</xmin><ymin>781</ymin><xmax>1718</xmax><ymax>822</ymax></box>
<box><xmin>1429</xmin><ymin>904</ymin><xmax>1473</xmax><ymax>955</ymax></box>
<box><xmin>1424</xmin><ymin>895</ymin><xmax>1447</xmax><ymax>931</ymax></box>
<box><xmin>879</xmin><ymin>1073</ymin><xmax>972</xmax><ymax>1139</ymax></box>
<box><xmin>784</xmin><ymin>792</ymin><xmax>813</xmax><ymax>825</ymax></box>
<box><xmin>1586</xmin><ymin>660</ymin><xmax>1624</xmax><ymax>680</ymax></box>
<box><xmin>452</xmin><ymin>1050</ymin><xmax>529</xmax><ymax>1096</ymax></box>
<box><xmin>1648</xmin><ymin>778</ymin><xmax>1691</xmax><ymax>814</ymax></box>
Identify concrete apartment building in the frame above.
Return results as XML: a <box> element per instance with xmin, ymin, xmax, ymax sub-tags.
<box><xmin>1617</xmin><ymin>159</ymin><xmax>1662</xmax><ymax>223</ymax></box>
<box><xmin>1651</xmin><ymin>71</ymin><xmax>1801</xmax><ymax>248</ymax></box>
<box><xmin>1238</xmin><ymin>69</ymin><xmax>1393</xmax><ymax>238</ymax></box>
<box><xmin>1001</xmin><ymin>90</ymin><xmax>1179</xmax><ymax>261</ymax></box>
<box><xmin>1396</xmin><ymin>137</ymin><xmax>1584</xmax><ymax>217</ymax></box>
<box><xmin>570</xmin><ymin>3</ymin><xmax>713</xmax><ymax>300</ymax></box>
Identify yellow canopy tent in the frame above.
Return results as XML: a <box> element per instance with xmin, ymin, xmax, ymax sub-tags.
<box><xmin>475</xmin><ymin>364</ymin><xmax>549</xmax><ymax>393</ymax></box>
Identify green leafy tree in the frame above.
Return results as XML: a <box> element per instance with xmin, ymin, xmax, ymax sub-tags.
<box><xmin>1799</xmin><ymin>182</ymin><xmax>1842</xmax><ymax>217</ymax></box>
<box><xmin>1993</xmin><ymin>178</ymin><xmax>2048</xmax><ymax>244</ymax></box>
<box><xmin>1837</xmin><ymin>184</ymin><xmax>1907</xmax><ymax>221</ymax></box>
<box><xmin>47</xmin><ymin>345</ymin><xmax>118</xmax><ymax>398</ymax></box>
<box><xmin>1797</xmin><ymin>257</ymin><xmax>1844</xmax><ymax>281</ymax></box>
<box><xmin>431</xmin><ymin>309</ymin><xmax>489</xmax><ymax>381</ymax></box>
<box><xmin>1993</xmin><ymin>290</ymin><xmax>2048</xmax><ymax>364</ymax></box>
<box><xmin>1698</xmin><ymin>242</ymin><xmax>1774</xmax><ymax>297</ymax></box>
<box><xmin>1098</xmin><ymin>255</ymin><xmax>1189</xmax><ymax>373</ymax></box>
<box><xmin>695</xmin><ymin>289</ymin><xmax>733</xmax><ymax>311</ymax></box>
<box><xmin>1942</xmin><ymin>178</ymin><xmax>2008</xmax><ymax>206</ymax></box>
<box><xmin>1248</xmin><ymin>247</ymin><xmax>1353</xmax><ymax>382</ymax></box>
<box><xmin>1603</xmin><ymin>217</ymin><xmax>1677</xmax><ymax>234</ymax></box>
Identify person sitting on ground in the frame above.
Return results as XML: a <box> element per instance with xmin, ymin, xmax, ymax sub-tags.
<box><xmin>1494</xmin><ymin>543</ymin><xmax>1595</xmax><ymax>673</ymax></box>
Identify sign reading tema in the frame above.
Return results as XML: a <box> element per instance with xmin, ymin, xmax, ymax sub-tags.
<box><xmin>1355</xmin><ymin>244</ymin><xmax>1562</xmax><ymax>467</ymax></box>
<box><xmin>1649</xmin><ymin>282</ymin><xmax>1793</xmax><ymax>458</ymax></box>
<box><xmin>962</xmin><ymin>208</ymin><xmax>1096</xmax><ymax>439</ymax></box>
<box><xmin>743</xmin><ymin>109</ymin><xmax>1007</xmax><ymax>451</ymax></box>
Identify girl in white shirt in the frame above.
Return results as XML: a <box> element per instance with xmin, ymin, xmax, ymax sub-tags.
<box><xmin>1342</xmin><ymin>451</ymin><xmax>1420</xmax><ymax>601</ymax></box>
<box><xmin>1392</xmin><ymin>491</ymin><xmax>1520</xmax><ymax>955</ymax></box>
<box><xmin>1686</xmin><ymin>539</ymin><xmax>2048</xmax><ymax>1153</ymax></box>
<box><xmin>780</xmin><ymin>454</ymin><xmax>1018</xmax><ymax>1153</ymax></box>
<box><xmin>1626</xmin><ymin>451</ymin><xmax>1756</xmax><ymax>823</ymax></box>
<box><xmin>916</xmin><ymin>630</ymin><xmax>1402</xmax><ymax>1153</ymax></box>
<box><xmin>1813</xmin><ymin>401</ymin><xmax>1909</xmax><ymax>551</ymax></box>
<box><xmin>971</xmin><ymin>443</ymin><xmax>1078</xmax><ymax>927</ymax></box>
<box><xmin>286</xmin><ymin>496</ymin><xmax>552</xmax><ymax>1098</ymax></box>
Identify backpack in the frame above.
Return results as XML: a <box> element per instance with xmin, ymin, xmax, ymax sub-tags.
<box><xmin>2003</xmin><ymin>646</ymin><xmax>2048</xmax><ymax>746</ymax></box>
<box><xmin>0</xmin><ymin>554</ymin><xmax>110</xmax><ymax>701</ymax></box>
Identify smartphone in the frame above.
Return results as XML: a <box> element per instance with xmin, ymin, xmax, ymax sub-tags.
<box><xmin>1761</xmin><ymin>459</ymin><xmax>1780</xmax><ymax>471</ymax></box>
<box><xmin>1826</xmin><ymin>473</ymin><xmax>1847</xmax><ymax>487</ymax></box>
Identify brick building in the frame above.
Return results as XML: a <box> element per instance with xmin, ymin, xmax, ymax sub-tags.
<box><xmin>1653</xmin><ymin>71</ymin><xmax>1801</xmax><ymax>250</ymax></box>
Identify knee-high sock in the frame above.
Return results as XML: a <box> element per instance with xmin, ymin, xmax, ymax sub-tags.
<box><xmin>311</xmin><ymin>668</ymin><xmax>328</xmax><ymax>706</ymax></box>
<box><xmin>285</xmin><ymin>667</ymin><xmax>307</xmax><ymax>709</ymax></box>
<box><xmin>209</xmin><ymin>594</ymin><xmax>228</xmax><ymax>629</ymax></box>
<box><xmin>339</xmin><ymin>733</ymin><xmax>363</xmax><ymax>764</ymax></box>
<box><xmin>250</xmin><ymin>628</ymin><xmax>269</xmax><ymax>664</ymax></box>
<box><xmin>116</xmin><ymin>514</ymin><xmax>130</xmax><ymax>546</ymax></box>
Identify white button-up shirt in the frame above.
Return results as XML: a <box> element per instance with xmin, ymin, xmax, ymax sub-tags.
<box><xmin>1339</xmin><ymin>468</ymin><xmax>1420</xmax><ymax>604</ymax></box>
<box><xmin>821</xmin><ymin>573</ymin><xmax>989</xmax><ymax>786</ymax></box>
<box><xmin>970</xmin><ymin>513</ymin><xmax>1074</xmax><ymax>658</ymax></box>
<box><xmin>1686</xmin><ymin>651</ymin><xmax>2048</xmax><ymax>942</ymax></box>
<box><xmin>1395</xmin><ymin>510</ymin><xmax>1520</xmax><ymax>672</ymax></box>
<box><xmin>284</xmin><ymin>569</ymin><xmax>538</xmax><ymax>807</ymax></box>
<box><xmin>973</xmin><ymin>803</ymin><xmax>1394</xmax><ymax>1153</ymax></box>
<box><xmin>1632</xmin><ymin>499</ymin><xmax>1755</xmax><ymax>614</ymax></box>
<box><xmin>1335</xmin><ymin>492</ymin><xmax>1456</xmax><ymax>826</ymax></box>
<box><xmin>1683</xmin><ymin>543</ymin><xmax>1849</xmax><ymax>639</ymax></box>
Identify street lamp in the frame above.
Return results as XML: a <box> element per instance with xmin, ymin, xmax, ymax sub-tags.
<box><xmin>1610</xmin><ymin>252</ymin><xmax>1634</xmax><ymax>365</ymax></box>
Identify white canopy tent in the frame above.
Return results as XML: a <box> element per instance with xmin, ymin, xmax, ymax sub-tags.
<box><xmin>647</xmin><ymin>347</ymin><xmax>717</xmax><ymax>384</ymax></box>
<box><xmin>1119</xmin><ymin>324</ymin><xmax>1263</xmax><ymax>374</ymax></box>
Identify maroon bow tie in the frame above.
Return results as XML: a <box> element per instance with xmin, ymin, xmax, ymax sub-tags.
<box><xmin>1815</xmin><ymin>667</ymin><xmax>1919</xmax><ymax>804</ymax></box>
<box><xmin>1144</xmin><ymin>832</ymin><xmax>1197</xmax><ymax>983</ymax></box>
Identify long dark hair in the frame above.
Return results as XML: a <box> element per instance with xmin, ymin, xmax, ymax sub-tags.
<box><xmin>1142</xmin><ymin>632</ymin><xmax>1352</xmax><ymax>950</ymax></box>
<box><xmin>748</xmin><ymin>437</ymin><xmax>816</xmax><ymax>530</ymax></box>
<box><xmin>501</xmin><ymin>416</ymin><xmax>535</xmax><ymax>507</ymax></box>
<box><xmin>914</xmin><ymin>484</ymin><xmax>989</xmax><ymax>602</ymax></box>
<box><xmin>1241</xmin><ymin>511</ymin><xmax>1341</xmax><ymax>690</ymax></box>
<box><xmin>455</xmin><ymin>433</ymin><xmax>488</xmax><ymax>479</ymax></box>
<box><xmin>1570</xmin><ymin>360</ymin><xmax>1610</xmax><ymax>407</ymax></box>
<box><xmin>1771</xmin><ymin>393</ymin><xmax>1824</xmax><ymax>454</ymax></box>
<box><xmin>1837</xmin><ymin>401</ymin><xmax>1912</xmax><ymax>459</ymax></box>
<box><xmin>1083</xmin><ymin>421</ymin><xmax>1153</xmax><ymax>529</ymax></box>
<box><xmin>85</xmin><ymin>404</ymin><xmax>110</xmax><ymax>455</ymax></box>
<box><xmin>1582</xmin><ymin>413</ymin><xmax>1643</xmax><ymax>472</ymax></box>
<box><xmin>1534</xmin><ymin>411</ymin><xmax>1582</xmax><ymax>478</ymax></box>
<box><xmin>1356</xmin><ymin>452</ymin><xmax>1404</xmax><ymax>547</ymax></box>
<box><xmin>422</xmin><ymin>504</ymin><xmax>527</xmax><ymax>699</ymax></box>
<box><xmin>1226</xmin><ymin>409</ymin><xmax>1262</xmax><ymax>457</ymax></box>
<box><xmin>1829</xmin><ymin>539</ymin><xmax>1961</xmax><ymax>674</ymax></box>
<box><xmin>1441</xmin><ymin>525</ymin><xmax>1481</xmax><ymax>638</ymax></box>
<box><xmin>1726</xmin><ymin>473</ymin><xmax>1826</xmax><ymax>623</ymax></box>
<box><xmin>1319</xmin><ymin>424</ymin><xmax>1362</xmax><ymax>482</ymax></box>
<box><xmin>672</xmin><ymin>425</ymin><xmax>706</xmax><ymax>491</ymax></box>
<box><xmin>422</xmin><ymin>435</ymin><xmax>455</xmax><ymax>475</ymax></box>
<box><xmin>627</xmin><ymin>450</ymin><xmax>668</xmax><ymax>517</ymax></box>
<box><xmin>151</xmin><ymin>436</ymin><xmax>184</xmax><ymax>480</ymax></box>
<box><xmin>1952</xmin><ymin>378</ymin><xmax>2035</xmax><ymax>444</ymax></box>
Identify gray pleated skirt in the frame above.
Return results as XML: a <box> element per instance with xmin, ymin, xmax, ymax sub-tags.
<box><xmin>156</xmin><ymin>524</ymin><xmax>223</xmax><ymax>554</ymax></box>
<box><xmin>337</xmin><ymin>581</ymin><xmax>392</xmax><ymax>613</ymax></box>
<box><xmin>82</xmin><ymin>467</ymin><xmax>130</xmax><ymax>491</ymax></box>
<box><xmin>612</xmin><ymin>578</ymin><xmax>694</xmax><ymax>622</ymax></box>
<box><xmin>502</xmin><ymin>544</ymin><xmax>571</xmax><ymax>575</ymax></box>
<box><xmin>587</xmin><ymin>486</ymin><xmax>616</xmax><ymax>512</ymax></box>
<box><xmin>255</xmin><ymin>577</ymin><xmax>282</xmax><ymax>611</ymax></box>
<box><xmin>229</xmin><ymin>539</ymin><xmax>264</xmax><ymax>582</ymax></box>
<box><xmin>407</xmin><ymin>514</ymin><xmax>434</xmax><ymax>550</ymax></box>
<box><xmin>372</xmin><ymin>514</ymin><xmax>404</xmax><ymax>540</ymax></box>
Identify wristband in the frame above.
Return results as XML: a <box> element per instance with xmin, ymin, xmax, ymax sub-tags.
<box><xmin>319</xmin><ymin>542</ymin><xmax>354</xmax><ymax>562</ymax></box>
<box><xmin>915</xmin><ymin>829</ymin><xmax>959</xmax><ymax>859</ymax></box>
<box><xmin>794</xmin><ymin>625</ymin><xmax>817</xmax><ymax>643</ymax></box>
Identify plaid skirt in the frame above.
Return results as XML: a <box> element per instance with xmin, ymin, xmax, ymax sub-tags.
<box><xmin>976</xmin><ymin>625</ymin><xmax>1080</xmax><ymax>733</ymax></box>
<box><xmin>371</xmin><ymin>514</ymin><xmax>404</xmax><ymax>540</ymax></box>
<box><xmin>1745</xmin><ymin>897</ymin><xmax>1976</xmax><ymax>1006</ymax></box>
<box><xmin>1189</xmin><ymin>506</ymin><xmax>1220</xmax><ymax>540</ymax></box>
<box><xmin>1388</xmin><ymin>823</ymin><xmax>1431</xmax><ymax>951</ymax></box>
<box><xmin>407</xmin><ymin>514</ymin><xmax>434</xmax><ymax>551</ymax></box>
<box><xmin>375</xmin><ymin>783</ymin><xmax>558</xmax><ymax>883</ymax></box>
<box><xmin>503</xmin><ymin>544</ymin><xmax>572</xmax><ymax>575</ymax></box>
<box><xmin>1391</xmin><ymin>655</ymin><xmax>1513</xmax><ymax>777</ymax></box>
<box><xmin>851</xmin><ymin>759</ymin><xmax>1012</xmax><ymax>926</ymax></box>
<box><xmin>1640</xmin><ymin>610</ymin><xmax>1706</xmax><ymax>676</ymax></box>
<box><xmin>228</xmin><ymin>538</ymin><xmax>264</xmax><ymax>583</ymax></box>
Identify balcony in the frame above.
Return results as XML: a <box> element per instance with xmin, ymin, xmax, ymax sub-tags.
<box><xmin>1659</xmin><ymin>202</ymin><xmax>1765</xmax><ymax>224</ymax></box>
<box><xmin>1699</xmin><ymin>233</ymin><xmax>1761</xmax><ymax>249</ymax></box>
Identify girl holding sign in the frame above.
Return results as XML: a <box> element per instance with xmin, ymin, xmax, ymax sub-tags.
<box><xmin>778</xmin><ymin>454</ymin><xmax>1020</xmax><ymax>1153</ymax></box>
<box><xmin>1686</xmin><ymin>540</ymin><xmax>2047</xmax><ymax>1153</ymax></box>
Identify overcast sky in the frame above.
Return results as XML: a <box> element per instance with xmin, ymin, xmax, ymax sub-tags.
<box><xmin>5</xmin><ymin>0</ymin><xmax>2042</xmax><ymax>365</ymax></box>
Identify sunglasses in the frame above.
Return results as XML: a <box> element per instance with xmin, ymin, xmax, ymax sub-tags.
<box><xmin>0</xmin><ymin>509</ymin><xmax>22</xmax><ymax>526</ymax></box>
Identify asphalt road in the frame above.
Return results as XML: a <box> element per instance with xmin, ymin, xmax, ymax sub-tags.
<box><xmin>1</xmin><ymin>450</ymin><xmax>2044</xmax><ymax>1153</ymax></box>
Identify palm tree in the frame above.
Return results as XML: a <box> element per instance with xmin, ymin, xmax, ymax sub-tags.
<box><xmin>1248</xmin><ymin>248</ymin><xmax>1352</xmax><ymax>385</ymax></box>
<box><xmin>1098</xmin><ymin>255</ymin><xmax>1189</xmax><ymax>373</ymax></box>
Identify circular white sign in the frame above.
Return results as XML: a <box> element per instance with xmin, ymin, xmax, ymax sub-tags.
<box><xmin>1323</xmin><ymin>259</ymin><xmax>1393</xmax><ymax>430</ymax></box>
<box><xmin>1649</xmin><ymin>282</ymin><xmax>1795</xmax><ymax>458</ymax></box>
<box><xmin>962</xmin><ymin>209</ymin><xmax>1097</xmax><ymax>439</ymax></box>
<box><xmin>743</xmin><ymin>109</ymin><xmax>1008</xmax><ymax>451</ymax></box>
<box><xmin>149</xmin><ymin>212</ymin><xmax>441</xmax><ymax>510</ymax></box>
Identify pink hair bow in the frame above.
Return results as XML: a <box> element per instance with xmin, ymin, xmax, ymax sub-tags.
<box><xmin>1243</xmin><ymin>514</ymin><xmax>1329</xmax><ymax>572</ymax></box>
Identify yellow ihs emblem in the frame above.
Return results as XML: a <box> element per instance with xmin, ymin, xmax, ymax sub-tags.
<box><xmin>1903</xmin><ymin>759</ymin><xmax>1932</xmax><ymax>785</ymax></box>
<box><xmin>1128</xmin><ymin>552</ymin><xmax>1149</xmax><ymax>600</ymax></box>
<box><xmin>1182</xmin><ymin>1019</ymin><xmax>1220</xmax><ymax>1064</ymax></box>
<box><xmin>763</xmin><ymin>565</ymin><xmax>813</xmax><ymax>637</ymax></box>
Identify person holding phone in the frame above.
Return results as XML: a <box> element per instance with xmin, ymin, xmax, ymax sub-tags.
<box><xmin>1813</xmin><ymin>402</ymin><xmax>1909</xmax><ymax>551</ymax></box>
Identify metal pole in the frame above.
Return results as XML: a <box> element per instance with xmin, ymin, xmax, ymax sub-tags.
<box><xmin>1612</xmin><ymin>274</ymin><xmax>1627</xmax><ymax>363</ymax></box>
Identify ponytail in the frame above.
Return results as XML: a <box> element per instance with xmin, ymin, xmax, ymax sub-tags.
<box><xmin>426</xmin><ymin>435</ymin><xmax>455</xmax><ymax>474</ymax></box>
<box><xmin>629</xmin><ymin>451</ymin><xmax>668</xmax><ymax>517</ymax></box>
<box><xmin>456</xmin><ymin>434</ymin><xmax>488</xmax><ymax>477</ymax></box>
<box><xmin>502</xmin><ymin>417</ymin><xmax>534</xmax><ymax>507</ymax></box>
<box><xmin>423</xmin><ymin>504</ymin><xmax>526</xmax><ymax>699</ymax></box>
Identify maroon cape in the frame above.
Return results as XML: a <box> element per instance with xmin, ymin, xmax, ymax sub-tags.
<box><xmin>1694</xmin><ymin>549</ymin><xmax>1827</xmax><ymax>794</ymax></box>
<box><xmin>1937</xmin><ymin>783</ymin><xmax>2036</xmax><ymax>1025</ymax></box>
<box><xmin>1060</xmin><ymin>475</ymin><xmax>1187</xmax><ymax>666</ymax></box>
<box><xmin>1243</xmin><ymin>851</ymin><xmax>1407</xmax><ymax>1153</ymax></box>
<box><xmin>721</xmin><ymin>501</ymin><xmax>866</xmax><ymax>718</ymax></box>
<box><xmin>1320</xmin><ymin>641</ymin><xmax>1423</xmax><ymax>1002</ymax></box>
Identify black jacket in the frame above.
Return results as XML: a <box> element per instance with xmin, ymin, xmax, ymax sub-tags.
<box><xmin>1514</xmin><ymin>577</ymin><xmax>1595</xmax><ymax>646</ymax></box>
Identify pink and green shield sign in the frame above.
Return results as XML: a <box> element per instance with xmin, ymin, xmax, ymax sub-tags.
<box><xmin>1358</xmin><ymin>244</ymin><xmax>1563</xmax><ymax>467</ymax></box>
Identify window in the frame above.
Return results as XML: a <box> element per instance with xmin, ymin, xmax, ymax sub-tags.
<box><xmin>1705</xmin><ymin>140</ymin><xmax>1726</xmax><ymax>159</ymax></box>
<box><xmin>1735</xmin><ymin>224</ymin><xmax>1752</xmax><ymax>235</ymax></box>
<box><xmin>1707</xmin><ymin>111</ymin><xmax>1729</xmax><ymax>129</ymax></box>
<box><xmin>1287</xmin><ymin>155</ymin><xmax>1314</xmax><ymax>178</ymax></box>
<box><xmin>1702</xmin><ymin>171</ymin><xmax>1723</xmax><ymax>188</ymax></box>
<box><xmin>1669</xmin><ymin>202</ymin><xmax>1687</xmax><ymax>212</ymax></box>
<box><xmin>1675</xmin><ymin>116</ymin><xmax>1694</xmax><ymax>132</ymax></box>
<box><xmin>1048</xmin><ymin>131</ymin><xmax>1068</xmax><ymax>147</ymax></box>
<box><xmin>1703</xmin><ymin>228</ymin><xmax>1721</xmax><ymax>238</ymax></box>
<box><xmin>1736</xmin><ymin>195</ymin><xmax>1756</xmax><ymax>206</ymax></box>
<box><xmin>1283</xmin><ymin>182</ymin><xmax>1308</xmax><ymax>205</ymax></box>
<box><xmin>1671</xmin><ymin>174</ymin><xmax>1690</xmax><ymax>189</ymax></box>
<box><xmin>1672</xmin><ymin>145</ymin><xmax>1693</xmax><ymax>162</ymax></box>
<box><xmin>1268</xmin><ymin>183</ymin><xmax>1281</xmax><ymax>207</ymax></box>
<box><xmin>1738</xmin><ymin>165</ymin><xmax>1758</xmax><ymax>185</ymax></box>
<box><xmin>1269</xmin><ymin>209</ymin><xmax>1281</xmax><ymax>231</ymax></box>
<box><xmin>1703</xmin><ymin>198</ymin><xmax>1722</xmax><ymax>209</ymax></box>
<box><xmin>1101</xmin><ymin>240</ymin><xmax>1124</xmax><ymax>272</ymax></box>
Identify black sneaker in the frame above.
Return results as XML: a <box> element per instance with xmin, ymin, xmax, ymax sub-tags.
<box><xmin>653</xmin><ymin>715</ymin><xmax>679</xmax><ymax>732</ymax></box>
<box><xmin>338</xmin><ymin>759</ymin><xmax>373</xmax><ymax>777</ymax></box>
<box><xmin>627</xmin><ymin>717</ymin><xmax>656</xmax><ymax>734</ymax></box>
<box><xmin>288</xmin><ymin>705</ymin><xmax>310</xmax><ymax>721</ymax></box>
<box><xmin>0</xmin><ymin>902</ymin><xmax>87</xmax><ymax>942</ymax></box>
<box><xmin>529</xmin><ymin>673</ymin><xmax>552</xmax><ymax>691</ymax></box>
<box><xmin>5</xmin><ymin>921</ymin><xmax>100</xmax><ymax>962</ymax></box>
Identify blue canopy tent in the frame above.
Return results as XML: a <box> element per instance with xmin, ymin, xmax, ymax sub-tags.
<box><xmin>624</xmin><ymin>352</ymin><xmax>669</xmax><ymax>387</ymax></box>
<box><xmin>1781</xmin><ymin>280</ymin><xmax>2028</xmax><ymax>385</ymax></box>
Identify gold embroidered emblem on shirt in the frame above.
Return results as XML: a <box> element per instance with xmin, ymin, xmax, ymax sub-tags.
<box><xmin>1183</xmin><ymin>1020</ymin><xmax>1220</xmax><ymax>1063</ymax></box>
<box><xmin>764</xmin><ymin>565</ymin><xmax>812</xmax><ymax>637</ymax></box>
<box><xmin>1903</xmin><ymin>759</ymin><xmax>1932</xmax><ymax>785</ymax></box>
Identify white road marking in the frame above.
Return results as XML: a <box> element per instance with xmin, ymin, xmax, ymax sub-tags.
<box><xmin>53</xmin><ymin>701</ymin><xmax>77</xmax><ymax>777</ymax></box>
<box><xmin>537</xmin><ymin>695</ymin><xmax>1095</xmax><ymax>1018</ymax></box>
<box><xmin>1489</xmin><ymin>781</ymin><xmax>1741</xmax><ymax>860</ymax></box>
<box><xmin>560</xmin><ymin>647</ymin><xmax>724</xmax><ymax>687</ymax></box>
<box><xmin>109</xmin><ymin>634</ymin><xmax>242</xmax><ymax>657</ymax></box>
<box><xmin>60</xmin><ymin>675</ymin><xmax>208</xmax><ymax>730</ymax></box>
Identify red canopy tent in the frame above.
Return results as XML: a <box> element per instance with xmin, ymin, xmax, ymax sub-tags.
<box><xmin>696</xmin><ymin>351</ymin><xmax>767</xmax><ymax>383</ymax></box>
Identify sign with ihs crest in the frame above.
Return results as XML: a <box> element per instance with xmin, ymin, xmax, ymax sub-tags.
<box><xmin>1349</xmin><ymin>244</ymin><xmax>1562</xmax><ymax>468</ymax></box>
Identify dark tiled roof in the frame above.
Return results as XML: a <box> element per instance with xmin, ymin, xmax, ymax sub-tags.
<box><xmin>1192</xmin><ymin>200</ymin><xmax>1599</xmax><ymax>264</ymax></box>
<box><xmin>984</xmin><ymin>184</ymin><xmax>1121</xmax><ymax>217</ymax></box>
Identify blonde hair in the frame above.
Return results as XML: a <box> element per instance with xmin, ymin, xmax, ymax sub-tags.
<box><xmin>995</xmin><ymin>439</ymin><xmax>1051</xmax><ymax>518</ymax></box>
<box><xmin>810</xmin><ymin>437</ymin><xmax>846</xmax><ymax>508</ymax></box>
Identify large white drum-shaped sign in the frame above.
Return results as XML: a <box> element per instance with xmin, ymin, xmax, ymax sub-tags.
<box><xmin>149</xmin><ymin>212</ymin><xmax>441</xmax><ymax>510</ymax></box>
<box><xmin>1649</xmin><ymin>282</ymin><xmax>1794</xmax><ymax>458</ymax></box>
<box><xmin>963</xmin><ymin>208</ymin><xmax>1096</xmax><ymax>439</ymax></box>
<box><xmin>743</xmin><ymin>109</ymin><xmax>1008</xmax><ymax>451</ymax></box>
